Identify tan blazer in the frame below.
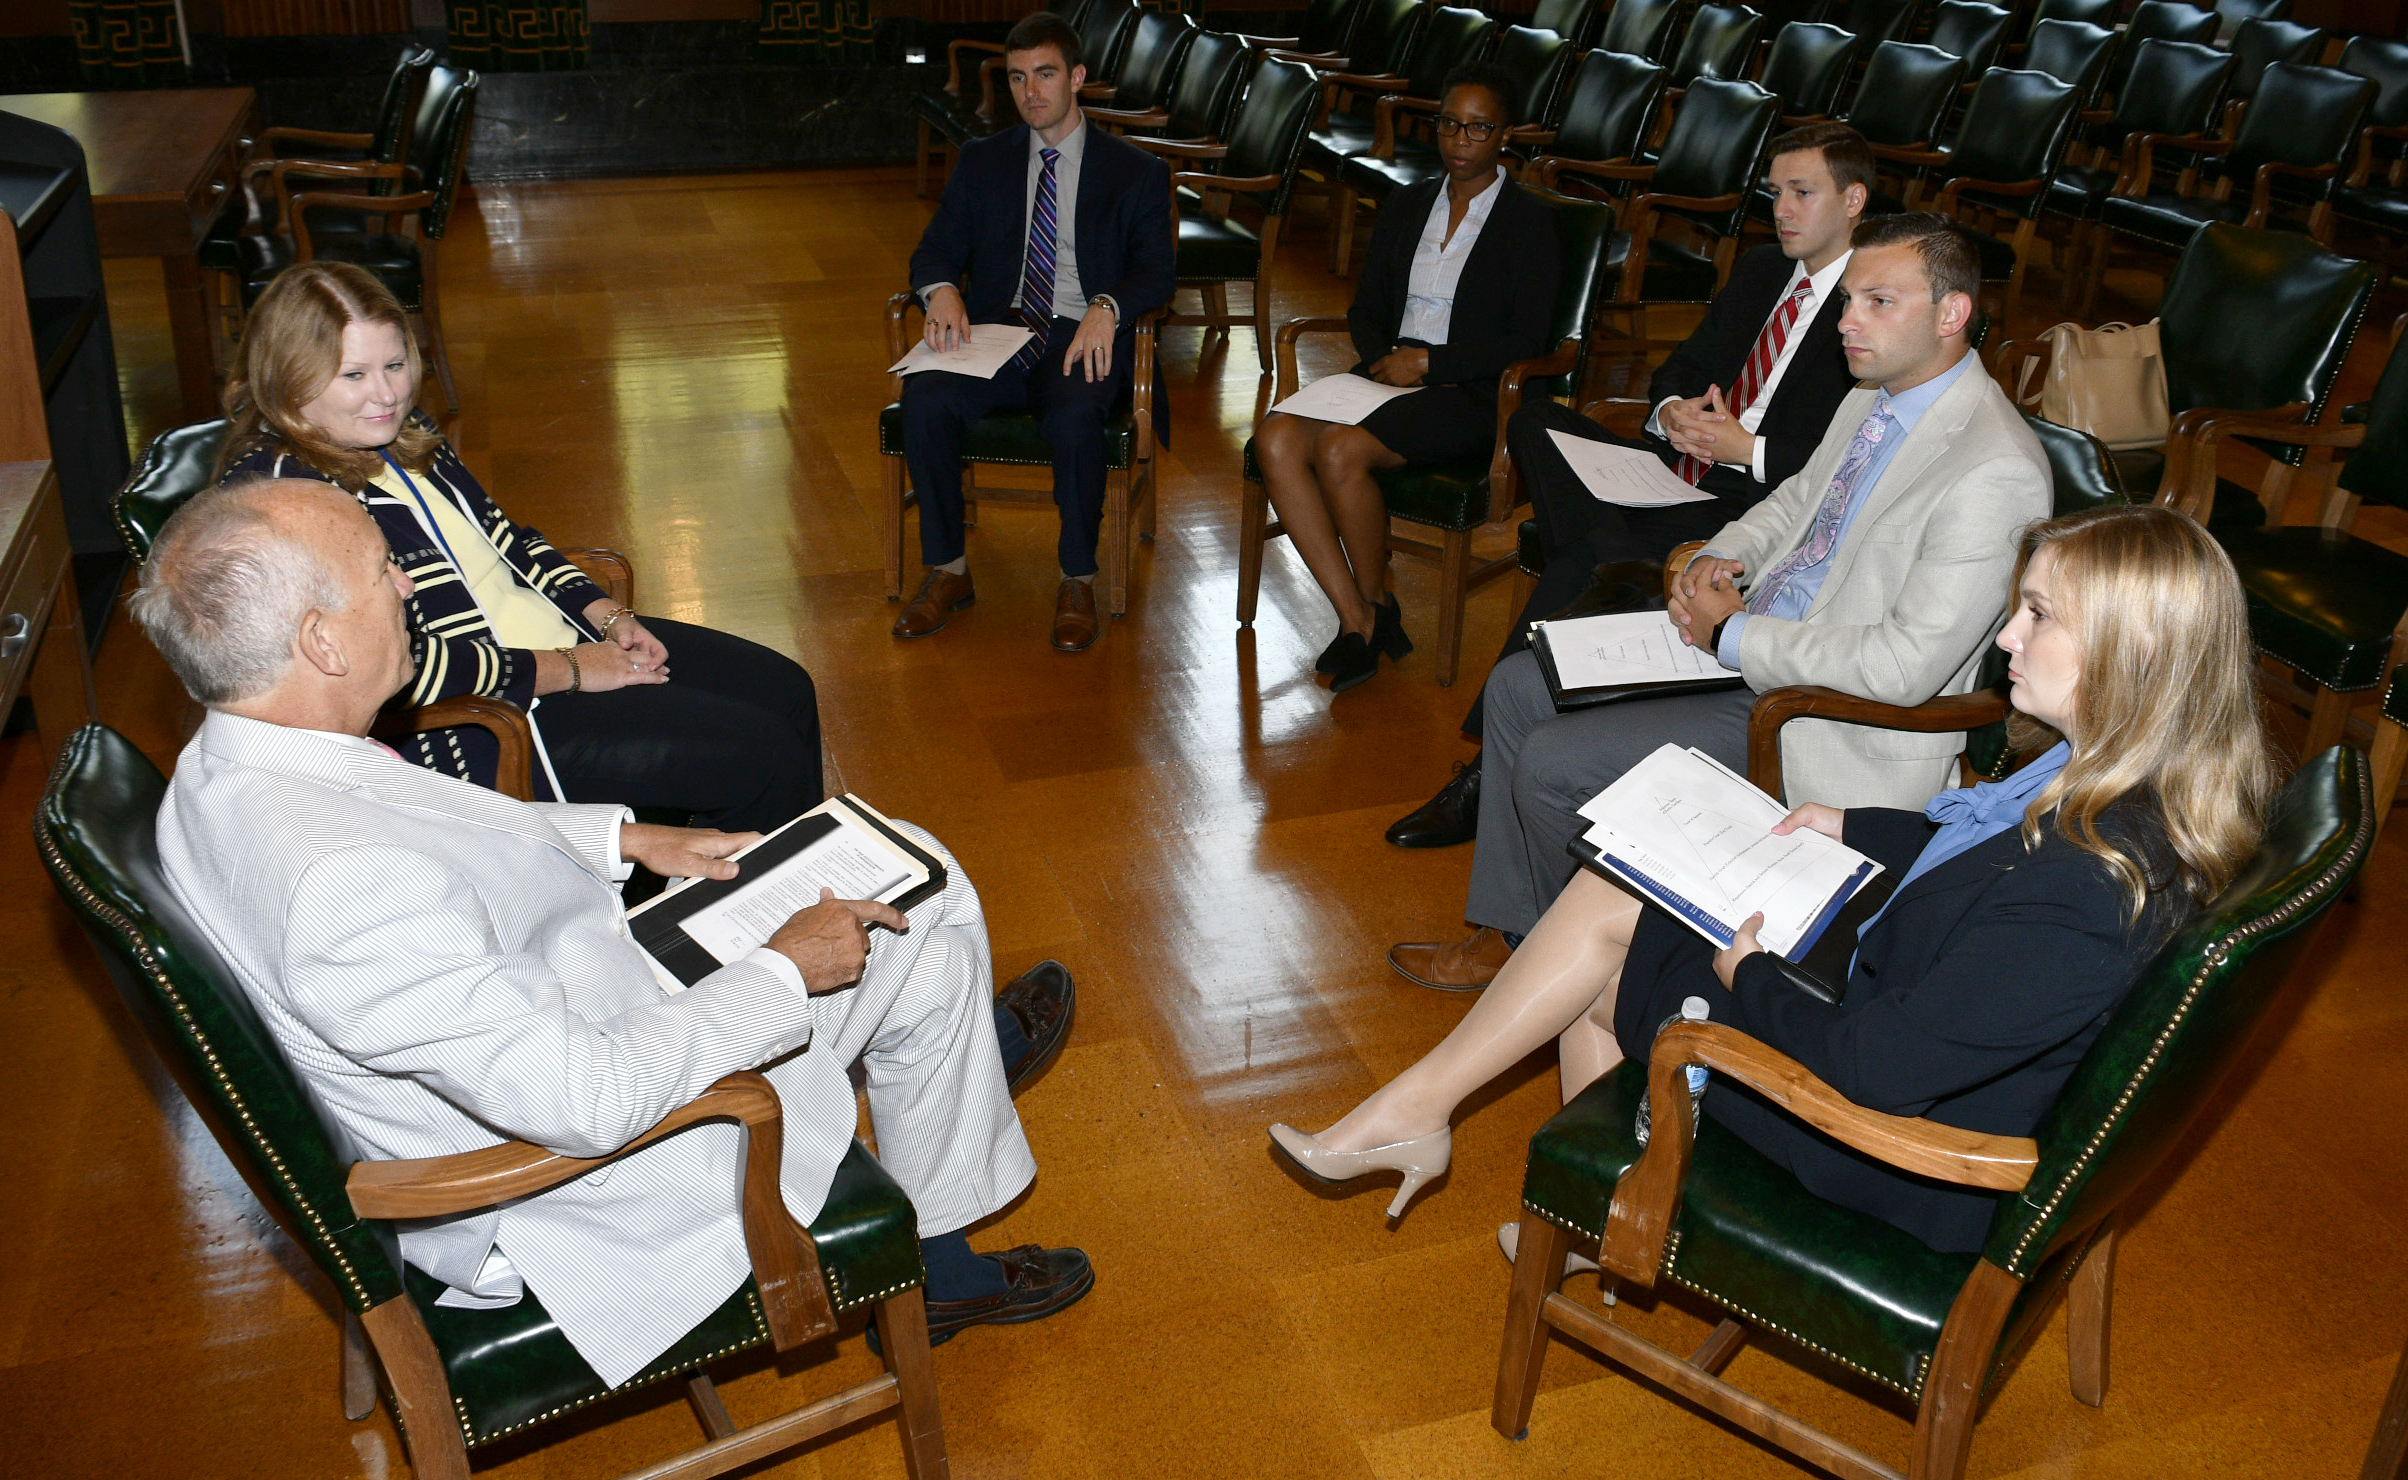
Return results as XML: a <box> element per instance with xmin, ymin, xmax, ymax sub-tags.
<box><xmin>1709</xmin><ymin>356</ymin><xmax>2051</xmax><ymax>809</ymax></box>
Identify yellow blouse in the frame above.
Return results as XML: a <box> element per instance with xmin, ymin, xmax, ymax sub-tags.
<box><xmin>369</xmin><ymin>463</ymin><xmax>584</xmax><ymax>652</ymax></box>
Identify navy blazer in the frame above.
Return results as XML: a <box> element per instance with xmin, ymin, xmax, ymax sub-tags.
<box><xmin>1347</xmin><ymin>176</ymin><xmax>1561</xmax><ymax>392</ymax></box>
<box><xmin>909</xmin><ymin>121</ymin><xmax>1175</xmax><ymax>333</ymax></box>
<box><xmin>1616</xmin><ymin>795</ymin><xmax>2183</xmax><ymax>1253</ymax></box>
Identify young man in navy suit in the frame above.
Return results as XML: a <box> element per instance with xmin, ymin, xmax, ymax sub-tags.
<box><xmin>898</xmin><ymin>10</ymin><xmax>1176</xmax><ymax>652</ymax></box>
<box><xmin>1385</xmin><ymin>123</ymin><xmax>1875</xmax><ymax>858</ymax></box>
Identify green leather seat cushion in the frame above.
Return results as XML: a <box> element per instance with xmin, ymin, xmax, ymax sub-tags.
<box><xmin>2221</xmin><ymin>525</ymin><xmax>2408</xmax><ymax>690</ymax></box>
<box><xmin>880</xmin><ymin>402</ymin><xmax>1138</xmax><ymax>469</ymax></box>
<box><xmin>1523</xmin><ymin>1063</ymin><xmax>1978</xmax><ymax>1399</ymax></box>
<box><xmin>2100</xmin><ymin>190</ymin><xmax>2255</xmax><ymax>248</ymax></box>
<box><xmin>1242</xmin><ymin>434</ymin><xmax>1493</xmax><ymax>529</ymax></box>
<box><xmin>2385</xmin><ymin>666</ymin><xmax>2407</xmax><ymax>727</ymax></box>
<box><xmin>1605</xmin><ymin>232</ymin><xmax>1721</xmax><ymax>305</ymax></box>
<box><xmin>239</xmin><ymin>231</ymin><xmax>422</xmax><ymax>311</ymax></box>
<box><xmin>2335</xmin><ymin>182</ymin><xmax>2408</xmax><ymax>232</ymax></box>
<box><xmin>2105</xmin><ymin>447</ymin><xmax>2273</xmax><ymax>531</ymax></box>
<box><xmin>2047</xmin><ymin>163</ymin><xmax>2118</xmax><ymax>220</ymax></box>
<box><xmin>1300</xmin><ymin>113</ymin><xmax>1378</xmax><ymax>173</ymax></box>
<box><xmin>411</xmin><ymin>1139</ymin><xmax>921</xmax><ymax>1449</ymax></box>
<box><xmin>1175</xmin><ymin>188</ymin><xmax>1265</xmax><ymax>282</ymax></box>
<box><xmin>1338</xmin><ymin>144</ymin><xmax>1442</xmax><ymax>201</ymax></box>
<box><xmin>914</xmin><ymin>90</ymin><xmax>1005</xmax><ymax>148</ymax></box>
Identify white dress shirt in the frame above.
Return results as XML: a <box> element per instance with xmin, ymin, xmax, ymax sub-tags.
<box><xmin>1648</xmin><ymin>249</ymin><xmax>1852</xmax><ymax>482</ymax></box>
<box><xmin>1398</xmin><ymin>168</ymin><xmax>1505</xmax><ymax>346</ymax></box>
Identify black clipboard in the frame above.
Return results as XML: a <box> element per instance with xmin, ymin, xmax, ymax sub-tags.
<box><xmin>628</xmin><ymin>797</ymin><xmax>946</xmax><ymax>988</ymax></box>
<box><xmin>1531</xmin><ymin>621</ymin><xmax>1748</xmax><ymax>713</ymax></box>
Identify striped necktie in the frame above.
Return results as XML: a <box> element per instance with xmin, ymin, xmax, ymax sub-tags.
<box><xmin>1011</xmin><ymin>146</ymin><xmax>1061</xmax><ymax>372</ymax></box>
<box><xmin>1745</xmin><ymin>395</ymin><xmax>1895</xmax><ymax>616</ymax></box>
<box><xmin>1674</xmin><ymin>276</ymin><xmax>1815</xmax><ymax>486</ymax></box>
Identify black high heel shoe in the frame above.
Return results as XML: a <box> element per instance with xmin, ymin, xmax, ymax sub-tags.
<box><xmin>1373</xmin><ymin>594</ymin><xmax>1413</xmax><ymax>661</ymax></box>
<box><xmin>1326</xmin><ymin>630</ymin><xmax>1380</xmax><ymax>692</ymax></box>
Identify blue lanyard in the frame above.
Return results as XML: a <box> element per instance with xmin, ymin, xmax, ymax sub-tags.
<box><xmin>378</xmin><ymin>449</ymin><xmax>469</xmax><ymax>573</ymax></box>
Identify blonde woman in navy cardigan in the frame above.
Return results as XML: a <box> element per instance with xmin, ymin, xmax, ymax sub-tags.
<box><xmin>217</xmin><ymin>262</ymin><xmax>821</xmax><ymax>834</ymax></box>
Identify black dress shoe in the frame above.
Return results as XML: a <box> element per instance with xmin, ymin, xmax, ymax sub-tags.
<box><xmin>1373</xmin><ymin>593</ymin><xmax>1413</xmax><ymax>660</ymax></box>
<box><xmin>1386</xmin><ymin>755</ymin><xmax>1482</xmax><ymax>848</ymax></box>
<box><xmin>1326</xmin><ymin>629</ymin><xmax>1380</xmax><ymax>693</ymax></box>
<box><xmin>998</xmin><ymin>959</ymin><xmax>1075</xmax><ymax>1094</ymax></box>
<box><xmin>1547</xmin><ymin>560</ymin><xmax>1664</xmax><ymax>623</ymax></box>
<box><xmin>923</xmin><ymin>1245</ymin><xmax>1095</xmax><ymax>1346</ymax></box>
<box><xmin>1314</xmin><ymin>628</ymin><xmax>1347</xmax><ymax>676</ymax></box>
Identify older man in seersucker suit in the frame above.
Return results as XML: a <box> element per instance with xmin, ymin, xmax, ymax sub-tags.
<box><xmin>138</xmin><ymin>478</ymin><xmax>1092</xmax><ymax>1389</ymax></box>
<box><xmin>897</xmin><ymin>8</ymin><xmax>1175</xmax><ymax>653</ymax></box>
<box><xmin>1388</xmin><ymin>213</ymin><xmax>2054</xmax><ymax>992</ymax></box>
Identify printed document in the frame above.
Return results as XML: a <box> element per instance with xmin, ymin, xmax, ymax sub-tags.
<box><xmin>1269</xmin><ymin>373</ymin><xmax>1421</xmax><ymax>425</ymax></box>
<box><xmin>1538</xmin><ymin>610</ymin><xmax>1742</xmax><ymax>689</ymax></box>
<box><xmin>1548</xmin><ymin>430</ymin><xmax>1718</xmax><ymax>507</ymax></box>
<box><xmin>1577</xmin><ymin>744</ymin><xmax>1881</xmax><ymax>959</ymax></box>
<box><xmin>888</xmin><ymin>324</ymin><xmax>1036</xmax><ymax>379</ymax></box>
<box><xmin>678</xmin><ymin>828</ymin><xmax>914</xmax><ymax>967</ymax></box>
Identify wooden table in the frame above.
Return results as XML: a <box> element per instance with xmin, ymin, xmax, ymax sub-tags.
<box><xmin>0</xmin><ymin>460</ymin><xmax>93</xmax><ymax>764</ymax></box>
<box><xmin>0</xmin><ymin>89</ymin><xmax>256</xmax><ymax>421</ymax></box>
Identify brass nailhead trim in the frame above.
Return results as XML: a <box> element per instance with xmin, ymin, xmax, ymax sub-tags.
<box><xmin>460</xmin><ymin>1292</ymin><xmax>772</xmax><ymax>1448</ymax></box>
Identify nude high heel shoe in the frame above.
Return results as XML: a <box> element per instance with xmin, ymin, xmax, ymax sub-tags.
<box><xmin>1268</xmin><ymin>1122</ymin><xmax>1452</xmax><ymax>1219</ymax></box>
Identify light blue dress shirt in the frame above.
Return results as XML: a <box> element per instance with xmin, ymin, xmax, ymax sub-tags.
<box><xmin>1711</xmin><ymin>349</ymin><xmax>1978</xmax><ymax>669</ymax></box>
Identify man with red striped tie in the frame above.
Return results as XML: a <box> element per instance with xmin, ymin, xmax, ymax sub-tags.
<box><xmin>1385</xmin><ymin>123</ymin><xmax>1875</xmax><ymax>854</ymax></box>
<box><xmin>899</xmin><ymin>11</ymin><xmax>1174</xmax><ymax>652</ymax></box>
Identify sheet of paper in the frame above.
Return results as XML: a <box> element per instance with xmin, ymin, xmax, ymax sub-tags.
<box><xmin>676</xmin><ymin>828</ymin><xmax>915</xmax><ymax>968</ymax></box>
<box><xmin>1269</xmin><ymin>373</ymin><xmax>1422</xmax><ymax>425</ymax></box>
<box><xmin>887</xmin><ymin>323</ymin><xmax>1036</xmax><ymax>379</ymax></box>
<box><xmin>1547</xmin><ymin>430</ymin><xmax>1719</xmax><ymax>507</ymax></box>
<box><xmin>1578</xmin><ymin>745</ymin><xmax>1878</xmax><ymax>956</ymax></box>
<box><xmin>1539</xmin><ymin>610</ymin><xmax>1741</xmax><ymax>690</ymax></box>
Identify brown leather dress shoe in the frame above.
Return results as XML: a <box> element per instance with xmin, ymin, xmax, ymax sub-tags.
<box><xmin>923</xmin><ymin>1245</ymin><xmax>1095</xmax><ymax>1345</ymax></box>
<box><xmin>893</xmin><ymin>567</ymin><xmax>975</xmax><ymax>638</ymax></box>
<box><xmin>1388</xmin><ymin>926</ymin><xmax>1513</xmax><ymax>991</ymax></box>
<box><xmin>1051</xmin><ymin>577</ymin><xmax>1099</xmax><ymax>652</ymax></box>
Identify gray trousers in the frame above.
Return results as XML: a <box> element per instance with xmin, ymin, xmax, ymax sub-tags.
<box><xmin>1465</xmin><ymin>650</ymin><xmax>1759</xmax><ymax>936</ymax></box>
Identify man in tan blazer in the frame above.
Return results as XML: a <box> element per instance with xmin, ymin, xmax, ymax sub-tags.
<box><xmin>1391</xmin><ymin>213</ymin><xmax>2051</xmax><ymax>991</ymax></box>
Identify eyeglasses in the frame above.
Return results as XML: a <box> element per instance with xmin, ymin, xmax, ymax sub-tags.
<box><xmin>1433</xmin><ymin>115</ymin><xmax>1501</xmax><ymax>141</ymax></box>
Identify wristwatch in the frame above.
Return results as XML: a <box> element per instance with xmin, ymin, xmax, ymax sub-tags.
<box><xmin>1709</xmin><ymin>617</ymin><xmax>1730</xmax><ymax>654</ymax></box>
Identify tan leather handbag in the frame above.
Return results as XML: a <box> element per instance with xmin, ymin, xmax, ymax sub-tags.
<box><xmin>2013</xmin><ymin>320</ymin><xmax>2169</xmax><ymax>450</ymax></box>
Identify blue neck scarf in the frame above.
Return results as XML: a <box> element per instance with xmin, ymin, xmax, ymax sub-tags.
<box><xmin>1852</xmin><ymin>741</ymin><xmax>2073</xmax><ymax>967</ymax></box>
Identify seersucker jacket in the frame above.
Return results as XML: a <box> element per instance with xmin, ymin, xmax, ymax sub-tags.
<box><xmin>155</xmin><ymin>710</ymin><xmax>1035</xmax><ymax>1386</ymax></box>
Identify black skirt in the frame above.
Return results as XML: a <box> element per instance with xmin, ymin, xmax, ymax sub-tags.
<box><xmin>1353</xmin><ymin>375</ymin><xmax>1498</xmax><ymax>465</ymax></box>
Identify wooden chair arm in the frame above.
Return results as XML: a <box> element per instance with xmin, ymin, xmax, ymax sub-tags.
<box><xmin>1988</xmin><ymin>335</ymin><xmax>2048</xmax><ymax>395</ymax></box>
<box><xmin>292</xmin><ymin>189</ymin><xmax>433</xmax><ymax>260</ymax></box>
<box><xmin>1084</xmin><ymin>104</ymin><xmax>1172</xmax><ymax>130</ymax></box>
<box><xmin>380</xmin><ymin>695</ymin><xmax>534</xmax><ymax>800</ymax></box>
<box><xmin>1633</xmin><ymin>188</ymin><xmax>1744</xmax><ymax>215</ymax></box>
<box><xmin>2246</xmin><ymin>158</ymin><xmax>2341</xmax><ymax>228</ymax></box>
<box><xmin>2122</xmin><ymin>129</ymin><xmax>2229</xmax><ymax>199</ymax></box>
<box><xmin>1935</xmin><ymin>175</ymin><xmax>2046</xmax><ymax>206</ymax></box>
<box><xmin>1265</xmin><ymin>48</ymin><xmax>1348</xmax><ymax>68</ymax></box>
<box><xmin>1130</xmin><ymin>309</ymin><xmax>1164</xmax><ymax>459</ymax></box>
<box><xmin>1373</xmin><ymin>91</ymin><xmax>1441</xmax><ymax>157</ymax></box>
<box><xmin>1320</xmin><ymin>69</ymin><xmax>1409</xmax><ymax>95</ymax></box>
<box><xmin>2349</xmin><ymin>123</ymin><xmax>2408</xmax><ymax>186</ymax></box>
<box><xmin>1489</xmin><ymin>339</ymin><xmax>1582</xmax><ymax>515</ymax></box>
<box><xmin>258</xmin><ymin>125</ymin><xmax>375</xmax><ymax>153</ymax></box>
<box><xmin>2160</xmin><ymin>402</ymin><xmax>2316</xmax><ymax>520</ymax></box>
<box><xmin>1747</xmin><ymin>685</ymin><xmax>2011</xmax><ymax>799</ymax></box>
<box><xmin>1271</xmin><ymin>315</ymin><xmax>1355</xmax><ymax>402</ymax></box>
<box><xmin>558</xmin><ymin>546</ymin><xmax>634</xmax><ymax>608</ymax></box>
<box><xmin>346</xmin><ymin>1070</ymin><xmax>836</xmax><ymax>1350</ymax></box>
<box><xmin>946</xmin><ymin>36</ymin><xmax>1004</xmax><ymax>93</ymax></box>
<box><xmin>1078</xmin><ymin>82</ymin><xmax>1116</xmax><ymax>101</ymax></box>
<box><xmin>1131</xmin><ymin>135</ymin><xmax>1230</xmax><ymax>161</ymax></box>
<box><xmin>1598</xmin><ymin>1021</ymin><xmax>2040</xmax><ymax>1287</ymax></box>
<box><xmin>1661</xmin><ymin>539</ymin><xmax>1708</xmax><ymax>602</ymax></box>
<box><xmin>1870</xmin><ymin>141</ymin><xmax>1949</xmax><ymax>168</ymax></box>
<box><xmin>1539</xmin><ymin>154</ymin><xmax>1652</xmax><ymax>186</ymax></box>
<box><xmin>1578</xmin><ymin>397</ymin><xmax>1656</xmax><ymax>439</ymax></box>
<box><xmin>1232</xmin><ymin>30</ymin><xmax>1302</xmax><ymax>49</ymax></box>
<box><xmin>1172</xmin><ymin>169</ymin><xmax>1284</xmax><ymax>195</ymax></box>
<box><xmin>1508</xmin><ymin>126</ymin><xmax>1557</xmax><ymax>149</ymax></box>
<box><xmin>977</xmin><ymin>55</ymin><xmax>1013</xmax><ymax>122</ymax></box>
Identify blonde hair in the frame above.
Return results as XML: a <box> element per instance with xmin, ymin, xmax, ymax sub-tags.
<box><xmin>216</xmin><ymin>262</ymin><xmax>439</xmax><ymax>489</ymax></box>
<box><xmin>2011</xmin><ymin>504</ymin><xmax>2274</xmax><ymax>917</ymax></box>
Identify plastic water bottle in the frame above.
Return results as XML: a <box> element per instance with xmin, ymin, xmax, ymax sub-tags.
<box><xmin>1634</xmin><ymin>996</ymin><xmax>1713</xmax><ymax>1149</ymax></box>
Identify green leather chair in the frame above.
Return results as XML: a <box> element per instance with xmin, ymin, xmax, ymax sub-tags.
<box><xmin>236</xmin><ymin>66</ymin><xmax>480</xmax><ymax>414</ymax></box>
<box><xmin>1760</xmin><ymin>21</ymin><xmax>1861</xmax><ymax>125</ymax></box>
<box><xmin>1085</xmin><ymin>26</ymin><xmax>1251</xmax><ymax>143</ymax></box>
<box><xmin>1287</xmin><ymin>0</ymin><xmax>1430</xmax><ymax>216</ymax></box>
<box><xmin>2021</xmin><ymin>17</ymin><xmax>2118</xmax><ymax>113</ymax></box>
<box><xmin>1752</xmin><ymin>38</ymin><xmax>1962</xmax><ymax>226</ymax></box>
<box><xmin>1495</xmin><ymin>743</ymin><xmax>2375</xmax><ymax>1480</ymax></box>
<box><xmin>1077</xmin><ymin>8</ymin><xmax>1197</xmax><ymax>119</ymax></box>
<box><xmin>2221</xmin><ymin>17</ymin><xmax>2327</xmax><ymax>124</ymax></box>
<box><xmin>1597</xmin><ymin>0</ymin><xmax>1685</xmax><ymax>64</ymax></box>
<box><xmin>1337</xmin><ymin>24</ymin><xmax>1575</xmax><ymax>227</ymax></box>
<box><xmin>1827</xmin><ymin>0</ymin><xmax>1921</xmax><ymax>48</ymax></box>
<box><xmin>913</xmin><ymin>0</ymin><xmax>1133</xmax><ymax>196</ymax></box>
<box><xmin>1881</xmin><ymin>66</ymin><xmax>2081</xmax><ymax>327</ymax></box>
<box><xmin>1526</xmin><ymin>0</ymin><xmax>1607</xmax><ymax>53</ymax></box>
<box><xmin>1137</xmin><ymin>55</ymin><xmax>1322</xmax><ymax>371</ymax></box>
<box><xmin>1236</xmin><ymin>184</ymin><xmax>1616</xmax><ymax>686</ymax></box>
<box><xmin>2053</xmin><ymin>39</ymin><xmax>2234</xmax><ymax>316</ymax></box>
<box><xmin>1524</xmin><ymin>49</ymin><xmax>1668</xmax><ymax>190</ymax></box>
<box><xmin>1232</xmin><ymin>0</ymin><xmax>1364</xmax><ymax>64</ymax></box>
<box><xmin>1927</xmin><ymin>1</ymin><xmax>2011</xmax><ymax>85</ymax></box>
<box><xmin>2167</xmin><ymin>318</ymin><xmax>2408</xmax><ymax>757</ymax></box>
<box><xmin>877</xmin><ymin>307</ymin><xmax>1166</xmax><ymax>617</ymax></box>
<box><xmin>36</xmin><ymin>724</ymin><xmax>946</xmax><ymax>1480</ymax></box>
<box><xmin>1320</xmin><ymin>3</ymin><xmax>1498</xmax><ymax>275</ymax></box>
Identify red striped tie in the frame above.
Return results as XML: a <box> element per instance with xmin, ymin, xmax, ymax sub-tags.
<box><xmin>1674</xmin><ymin>277</ymin><xmax>1816</xmax><ymax>486</ymax></box>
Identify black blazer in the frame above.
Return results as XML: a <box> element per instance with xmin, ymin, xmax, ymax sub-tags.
<box><xmin>1645</xmin><ymin>243</ymin><xmax>1859</xmax><ymax>499</ymax></box>
<box><xmin>1616</xmin><ymin>796</ymin><xmax>2182</xmax><ymax>1253</ymax></box>
<box><xmin>1347</xmin><ymin>176</ymin><xmax>1561</xmax><ymax>393</ymax></box>
<box><xmin>908</xmin><ymin>122</ymin><xmax>1176</xmax><ymax>332</ymax></box>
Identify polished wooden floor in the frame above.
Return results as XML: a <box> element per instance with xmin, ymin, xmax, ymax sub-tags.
<box><xmin>4</xmin><ymin>165</ymin><xmax>2406</xmax><ymax>1480</ymax></box>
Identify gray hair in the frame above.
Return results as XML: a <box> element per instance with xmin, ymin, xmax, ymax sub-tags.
<box><xmin>129</xmin><ymin>480</ymin><xmax>352</xmax><ymax>706</ymax></box>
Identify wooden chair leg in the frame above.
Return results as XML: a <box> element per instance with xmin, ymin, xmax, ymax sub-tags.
<box><xmin>1909</xmin><ymin>1261</ymin><xmax>2022</xmax><ymax>1480</ymax></box>
<box><xmin>2305</xmin><ymin>681</ymin><xmax>2355</xmax><ymax>756</ymax></box>
<box><xmin>2370</xmin><ymin>705</ymin><xmax>2406</xmax><ymax>847</ymax></box>
<box><xmin>1330</xmin><ymin>183</ymin><xmax>1358</xmax><ymax>276</ymax></box>
<box><xmin>361</xmin><ymin>1296</ymin><xmax>472</xmax><ymax>1480</ymax></box>
<box><xmin>1491</xmin><ymin>1211</ymin><xmax>1572</xmax><ymax>1440</ymax></box>
<box><xmin>875</xmin><ymin>1289</ymin><xmax>951</xmax><ymax>1480</ymax></box>
<box><xmin>1137</xmin><ymin>454</ymin><xmax>1158</xmax><ymax>542</ymax></box>
<box><xmin>1202</xmin><ymin>282</ymin><xmax>1230</xmax><ymax>353</ymax></box>
<box><xmin>916</xmin><ymin>119</ymin><xmax>934</xmax><ymax>198</ymax></box>
<box><xmin>2259</xmin><ymin>458</ymin><xmax>2301</xmax><ymax>525</ymax></box>
<box><xmin>1237</xmin><ymin>475</ymin><xmax>1270</xmax><ymax>624</ymax></box>
<box><xmin>1436</xmin><ymin>527</ymin><xmax>1471</xmax><ymax>687</ymax></box>
<box><xmin>2362</xmin><ymin>1331</ymin><xmax>2408</xmax><ymax>1480</ymax></box>
<box><xmin>1106</xmin><ymin>467</ymin><xmax>1132</xmax><ymax>616</ymax></box>
<box><xmin>418</xmin><ymin>249</ymin><xmax>460</xmax><ymax>416</ymax></box>
<box><xmin>341</xmin><ymin>1308</ymin><xmax>377</xmax><ymax>1421</ymax></box>
<box><xmin>881</xmin><ymin>452</ymin><xmax>908</xmax><ymax>599</ymax></box>
<box><xmin>686</xmin><ymin>1372</ymin><xmax>738</xmax><ymax>1440</ymax></box>
<box><xmin>2067</xmin><ymin>1218</ymin><xmax>2115</xmax><ymax>1408</ymax></box>
<box><xmin>1253</xmin><ymin>219</ymin><xmax>1281</xmax><ymax>372</ymax></box>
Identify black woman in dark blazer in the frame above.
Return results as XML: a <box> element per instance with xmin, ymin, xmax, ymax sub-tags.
<box><xmin>1269</xmin><ymin>505</ymin><xmax>2276</xmax><ymax>1254</ymax></box>
<box><xmin>1253</xmin><ymin>64</ymin><xmax>1562</xmax><ymax>692</ymax></box>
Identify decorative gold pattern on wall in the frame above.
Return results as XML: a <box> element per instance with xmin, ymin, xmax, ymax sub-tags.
<box><xmin>449</xmin><ymin>0</ymin><xmax>591</xmax><ymax>70</ymax></box>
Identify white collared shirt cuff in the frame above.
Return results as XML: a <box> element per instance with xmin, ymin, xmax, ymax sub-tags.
<box><xmin>746</xmin><ymin>946</ymin><xmax>811</xmax><ymax>1000</ymax></box>
<box><xmin>604</xmin><ymin>808</ymin><xmax>635</xmax><ymax>882</ymax></box>
<box><xmin>1748</xmin><ymin>434</ymin><xmax>1767</xmax><ymax>482</ymax></box>
<box><xmin>1644</xmin><ymin>396</ymin><xmax>1679</xmax><ymax>441</ymax></box>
